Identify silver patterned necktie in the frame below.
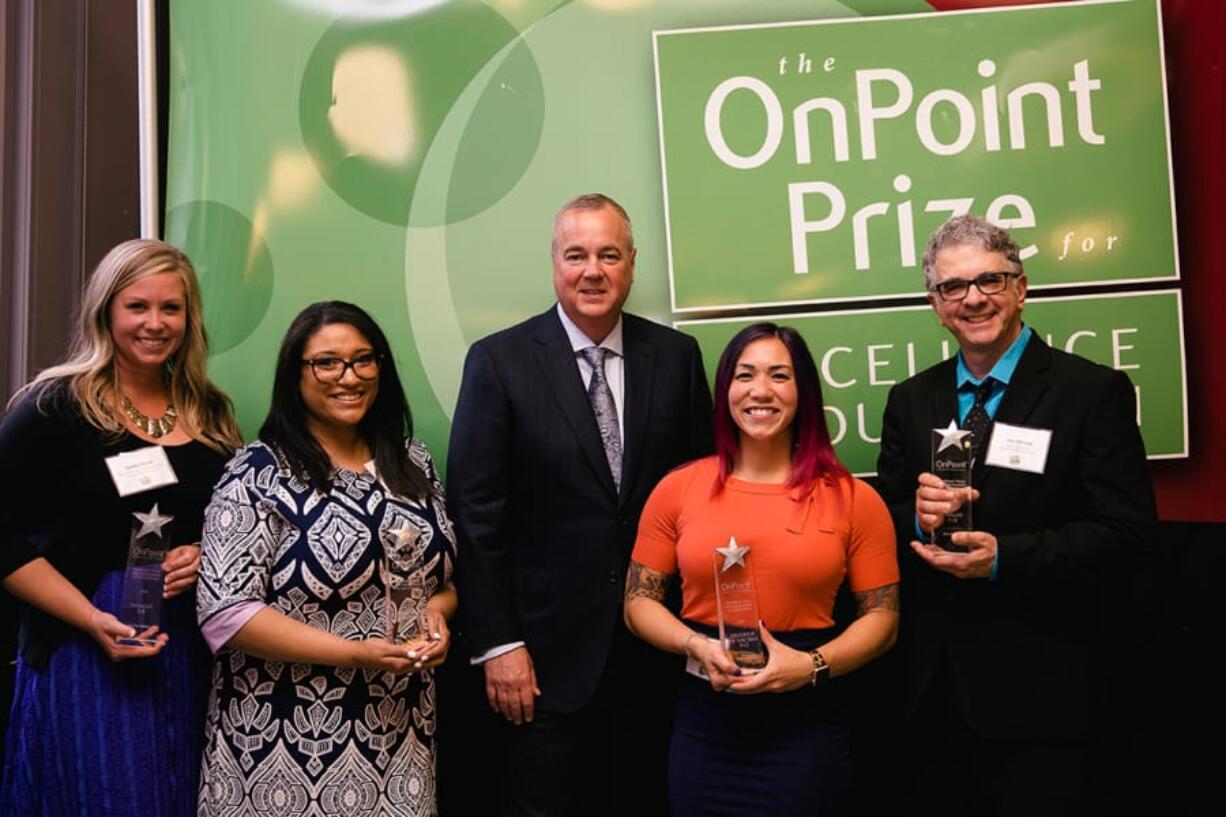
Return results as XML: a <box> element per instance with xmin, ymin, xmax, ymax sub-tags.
<box><xmin>579</xmin><ymin>346</ymin><xmax>622</xmax><ymax>490</ymax></box>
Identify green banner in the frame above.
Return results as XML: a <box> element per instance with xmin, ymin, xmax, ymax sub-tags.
<box><xmin>656</xmin><ymin>0</ymin><xmax>1177</xmax><ymax>310</ymax></box>
<box><xmin>166</xmin><ymin>0</ymin><xmax>927</xmax><ymax>468</ymax></box>
<box><xmin>678</xmin><ymin>290</ymin><xmax>1186</xmax><ymax>474</ymax></box>
<box><xmin>166</xmin><ymin>0</ymin><xmax>1186</xmax><ymax>475</ymax></box>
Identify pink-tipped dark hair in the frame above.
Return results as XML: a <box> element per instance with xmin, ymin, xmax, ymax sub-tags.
<box><xmin>711</xmin><ymin>322</ymin><xmax>847</xmax><ymax>492</ymax></box>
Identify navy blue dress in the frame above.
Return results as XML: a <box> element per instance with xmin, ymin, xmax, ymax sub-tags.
<box><xmin>0</xmin><ymin>386</ymin><xmax>224</xmax><ymax>817</ymax></box>
<box><xmin>196</xmin><ymin>440</ymin><xmax>455</xmax><ymax>817</ymax></box>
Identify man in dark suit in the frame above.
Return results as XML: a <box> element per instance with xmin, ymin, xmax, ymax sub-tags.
<box><xmin>448</xmin><ymin>193</ymin><xmax>713</xmax><ymax>816</ymax></box>
<box><xmin>876</xmin><ymin>214</ymin><xmax>1155</xmax><ymax>815</ymax></box>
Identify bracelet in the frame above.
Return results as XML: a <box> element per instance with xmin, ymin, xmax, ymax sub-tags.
<box><xmin>682</xmin><ymin>631</ymin><xmax>702</xmax><ymax>658</ymax></box>
<box><xmin>810</xmin><ymin>648</ymin><xmax>830</xmax><ymax>686</ymax></box>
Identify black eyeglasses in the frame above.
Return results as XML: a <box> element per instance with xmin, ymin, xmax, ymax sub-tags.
<box><xmin>301</xmin><ymin>352</ymin><xmax>381</xmax><ymax>383</ymax></box>
<box><xmin>929</xmin><ymin>271</ymin><xmax>1021</xmax><ymax>302</ymax></box>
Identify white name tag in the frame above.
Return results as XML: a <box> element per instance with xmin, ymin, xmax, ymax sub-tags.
<box><xmin>984</xmin><ymin>421</ymin><xmax>1052</xmax><ymax>474</ymax></box>
<box><xmin>105</xmin><ymin>445</ymin><xmax>179</xmax><ymax>497</ymax></box>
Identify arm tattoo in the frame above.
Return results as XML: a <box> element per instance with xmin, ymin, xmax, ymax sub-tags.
<box><xmin>854</xmin><ymin>583</ymin><xmax>900</xmax><ymax>616</ymax></box>
<box><xmin>624</xmin><ymin>560</ymin><xmax>672</xmax><ymax>603</ymax></box>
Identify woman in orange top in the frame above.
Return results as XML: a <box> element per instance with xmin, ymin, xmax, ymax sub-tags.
<box><xmin>625</xmin><ymin>322</ymin><xmax>900</xmax><ymax>816</ymax></box>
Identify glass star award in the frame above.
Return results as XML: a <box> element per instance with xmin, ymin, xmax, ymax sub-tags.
<box><xmin>117</xmin><ymin>503</ymin><xmax>174</xmax><ymax>645</ymax></box>
<box><xmin>931</xmin><ymin>420</ymin><xmax>973</xmax><ymax>553</ymax></box>
<box><xmin>381</xmin><ymin>524</ymin><xmax>429</xmax><ymax>645</ymax></box>
<box><xmin>713</xmin><ymin>536</ymin><xmax>766</xmax><ymax>671</ymax></box>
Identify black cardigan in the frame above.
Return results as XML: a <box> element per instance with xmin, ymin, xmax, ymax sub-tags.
<box><xmin>0</xmin><ymin>382</ymin><xmax>227</xmax><ymax>667</ymax></box>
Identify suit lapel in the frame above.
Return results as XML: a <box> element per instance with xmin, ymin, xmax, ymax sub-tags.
<box><xmin>992</xmin><ymin>335</ymin><xmax>1051</xmax><ymax>426</ymax></box>
<box><xmin>619</xmin><ymin>317</ymin><xmax>654</xmax><ymax>508</ymax></box>
<box><xmin>532</xmin><ymin>311</ymin><xmax>619</xmax><ymax>499</ymax></box>
<box><xmin>974</xmin><ymin>334</ymin><xmax>1052</xmax><ymax>490</ymax></box>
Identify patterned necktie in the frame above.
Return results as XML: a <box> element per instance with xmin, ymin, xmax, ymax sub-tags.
<box><xmin>962</xmin><ymin>378</ymin><xmax>994</xmax><ymax>460</ymax></box>
<box><xmin>580</xmin><ymin>346</ymin><xmax>622</xmax><ymax>490</ymax></box>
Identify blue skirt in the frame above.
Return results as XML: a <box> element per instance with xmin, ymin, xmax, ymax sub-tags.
<box><xmin>1</xmin><ymin>569</ymin><xmax>210</xmax><ymax>817</ymax></box>
<box><xmin>668</xmin><ymin>626</ymin><xmax>851</xmax><ymax>817</ymax></box>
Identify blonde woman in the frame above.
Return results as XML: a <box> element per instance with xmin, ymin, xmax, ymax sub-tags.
<box><xmin>0</xmin><ymin>239</ymin><xmax>240</xmax><ymax>817</ymax></box>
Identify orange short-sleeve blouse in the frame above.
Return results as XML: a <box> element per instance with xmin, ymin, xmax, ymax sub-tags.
<box><xmin>632</xmin><ymin>456</ymin><xmax>898</xmax><ymax>631</ymax></box>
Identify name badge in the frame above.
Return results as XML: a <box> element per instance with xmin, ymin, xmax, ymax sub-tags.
<box><xmin>984</xmin><ymin>421</ymin><xmax>1052</xmax><ymax>474</ymax></box>
<box><xmin>105</xmin><ymin>445</ymin><xmax>179</xmax><ymax>497</ymax></box>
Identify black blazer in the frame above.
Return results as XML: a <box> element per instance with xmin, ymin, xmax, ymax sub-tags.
<box><xmin>875</xmin><ymin>334</ymin><xmax>1155</xmax><ymax>740</ymax></box>
<box><xmin>448</xmin><ymin>308</ymin><xmax>713</xmax><ymax>712</ymax></box>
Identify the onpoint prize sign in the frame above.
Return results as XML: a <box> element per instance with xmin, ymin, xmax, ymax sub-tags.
<box><xmin>655</xmin><ymin>0</ymin><xmax>1185</xmax><ymax>472</ymax></box>
<box><xmin>654</xmin><ymin>0</ymin><xmax>1178</xmax><ymax>311</ymax></box>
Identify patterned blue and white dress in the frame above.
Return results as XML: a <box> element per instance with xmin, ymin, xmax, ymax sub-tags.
<box><xmin>196</xmin><ymin>440</ymin><xmax>454</xmax><ymax>817</ymax></box>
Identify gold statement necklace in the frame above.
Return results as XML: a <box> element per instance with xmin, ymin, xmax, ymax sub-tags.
<box><xmin>121</xmin><ymin>394</ymin><xmax>178</xmax><ymax>438</ymax></box>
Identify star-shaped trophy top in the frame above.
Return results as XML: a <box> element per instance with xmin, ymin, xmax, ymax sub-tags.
<box><xmin>934</xmin><ymin>419</ymin><xmax>972</xmax><ymax>453</ymax></box>
<box><xmin>715</xmin><ymin>536</ymin><xmax>749</xmax><ymax>572</ymax></box>
<box><xmin>133</xmin><ymin>503</ymin><xmax>174</xmax><ymax>539</ymax></box>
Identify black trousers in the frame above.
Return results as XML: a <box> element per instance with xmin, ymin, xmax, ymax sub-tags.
<box><xmin>497</xmin><ymin>630</ymin><xmax>674</xmax><ymax>817</ymax></box>
<box><xmin>904</xmin><ymin>657</ymin><xmax>1107</xmax><ymax>817</ymax></box>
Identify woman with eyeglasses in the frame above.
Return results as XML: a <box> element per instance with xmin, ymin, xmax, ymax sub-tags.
<box><xmin>624</xmin><ymin>323</ymin><xmax>900</xmax><ymax>816</ymax></box>
<box><xmin>195</xmin><ymin>301</ymin><xmax>456</xmax><ymax>816</ymax></box>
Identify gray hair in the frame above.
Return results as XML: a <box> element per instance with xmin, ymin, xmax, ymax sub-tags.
<box><xmin>921</xmin><ymin>214</ymin><xmax>1022</xmax><ymax>289</ymax></box>
<box><xmin>551</xmin><ymin>193</ymin><xmax>634</xmax><ymax>252</ymax></box>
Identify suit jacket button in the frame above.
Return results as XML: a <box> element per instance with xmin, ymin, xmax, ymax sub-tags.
<box><xmin>608</xmin><ymin>571</ymin><xmax>619</xmax><ymax>583</ymax></box>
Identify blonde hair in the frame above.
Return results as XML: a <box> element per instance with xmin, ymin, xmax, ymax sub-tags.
<box><xmin>11</xmin><ymin>238</ymin><xmax>242</xmax><ymax>454</ymax></box>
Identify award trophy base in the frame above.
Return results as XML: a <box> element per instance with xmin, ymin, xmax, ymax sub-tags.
<box><xmin>381</xmin><ymin>560</ymin><xmax>429</xmax><ymax>646</ymax></box>
<box><xmin>721</xmin><ymin>626</ymin><xmax>767</xmax><ymax>672</ymax></box>
<box><xmin>116</xmin><ymin>563</ymin><xmax>163</xmax><ymax>646</ymax></box>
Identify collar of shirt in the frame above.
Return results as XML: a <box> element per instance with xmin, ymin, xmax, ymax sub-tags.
<box><xmin>954</xmin><ymin>324</ymin><xmax>1033</xmax><ymax>422</ymax></box>
<box><xmin>555</xmin><ymin>302</ymin><xmax>624</xmax><ymax>358</ymax></box>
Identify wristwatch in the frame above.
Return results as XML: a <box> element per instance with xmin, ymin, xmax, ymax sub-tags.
<box><xmin>810</xmin><ymin>649</ymin><xmax>830</xmax><ymax>686</ymax></box>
